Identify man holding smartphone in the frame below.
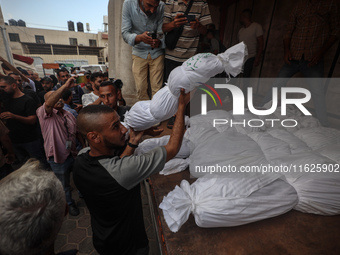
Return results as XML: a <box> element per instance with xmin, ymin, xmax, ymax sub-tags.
<box><xmin>162</xmin><ymin>0</ymin><xmax>212</xmax><ymax>81</ymax></box>
<box><xmin>36</xmin><ymin>77</ymin><xmax>80</xmax><ymax>216</ymax></box>
<box><xmin>54</xmin><ymin>68</ymin><xmax>84</xmax><ymax>106</ymax></box>
<box><xmin>122</xmin><ymin>0</ymin><xmax>165</xmax><ymax>101</ymax></box>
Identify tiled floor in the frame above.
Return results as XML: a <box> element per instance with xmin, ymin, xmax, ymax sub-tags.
<box><xmin>54</xmin><ymin>179</ymin><xmax>160</xmax><ymax>255</ymax></box>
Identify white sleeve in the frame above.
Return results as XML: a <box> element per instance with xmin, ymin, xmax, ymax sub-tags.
<box><xmin>28</xmin><ymin>79</ymin><xmax>36</xmax><ymax>92</ymax></box>
<box><xmin>255</xmin><ymin>23</ymin><xmax>264</xmax><ymax>37</ymax></box>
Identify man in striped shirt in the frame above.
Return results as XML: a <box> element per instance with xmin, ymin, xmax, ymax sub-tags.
<box><xmin>262</xmin><ymin>0</ymin><xmax>339</xmax><ymax>127</ymax></box>
<box><xmin>163</xmin><ymin>0</ymin><xmax>212</xmax><ymax>81</ymax></box>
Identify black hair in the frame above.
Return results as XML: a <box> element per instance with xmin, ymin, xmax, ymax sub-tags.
<box><xmin>206</xmin><ymin>29</ymin><xmax>215</xmax><ymax>36</ymax></box>
<box><xmin>0</xmin><ymin>76</ymin><xmax>16</xmax><ymax>85</ymax></box>
<box><xmin>113</xmin><ymin>79</ymin><xmax>123</xmax><ymax>89</ymax></box>
<box><xmin>105</xmin><ymin>78</ymin><xmax>123</xmax><ymax>89</ymax></box>
<box><xmin>41</xmin><ymin>76</ymin><xmax>53</xmax><ymax>83</ymax></box>
<box><xmin>79</xmin><ymin>104</ymin><xmax>114</xmax><ymax>116</ymax></box>
<box><xmin>242</xmin><ymin>8</ymin><xmax>252</xmax><ymax>18</ymax></box>
<box><xmin>56</xmin><ymin>68</ymin><xmax>69</xmax><ymax>77</ymax></box>
<box><xmin>8</xmin><ymin>72</ymin><xmax>20</xmax><ymax>76</ymax></box>
<box><xmin>90</xmin><ymin>72</ymin><xmax>104</xmax><ymax>82</ymax></box>
<box><xmin>62</xmin><ymin>89</ymin><xmax>72</xmax><ymax>101</ymax></box>
<box><xmin>1</xmin><ymin>63</ymin><xmax>10</xmax><ymax>71</ymax></box>
<box><xmin>49</xmin><ymin>75</ymin><xmax>58</xmax><ymax>85</ymax></box>
<box><xmin>17</xmin><ymin>67</ymin><xmax>29</xmax><ymax>76</ymax></box>
<box><xmin>99</xmin><ymin>80</ymin><xmax>120</xmax><ymax>91</ymax></box>
<box><xmin>103</xmin><ymin>72</ymin><xmax>108</xmax><ymax>78</ymax></box>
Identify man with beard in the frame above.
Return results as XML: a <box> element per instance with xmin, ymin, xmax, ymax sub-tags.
<box><xmin>99</xmin><ymin>80</ymin><xmax>131</xmax><ymax>121</ymax></box>
<box><xmin>0</xmin><ymin>76</ymin><xmax>45</xmax><ymax>167</ymax></box>
<box><xmin>82</xmin><ymin>72</ymin><xmax>104</xmax><ymax>107</ymax></box>
<box><xmin>8</xmin><ymin>72</ymin><xmax>41</xmax><ymax>107</ymax></box>
<box><xmin>0</xmin><ymin>56</ymin><xmax>36</xmax><ymax>91</ymax></box>
<box><xmin>122</xmin><ymin>0</ymin><xmax>165</xmax><ymax>100</ymax></box>
<box><xmin>99</xmin><ymin>81</ymin><xmax>163</xmax><ymax>140</ymax></box>
<box><xmin>36</xmin><ymin>76</ymin><xmax>80</xmax><ymax>216</ymax></box>
<box><xmin>54</xmin><ymin>68</ymin><xmax>84</xmax><ymax>105</ymax></box>
<box><xmin>73</xmin><ymin>88</ymin><xmax>190</xmax><ymax>254</ymax></box>
<box><xmin>38</xmin><ymin>76</ymin><xmax>54</xmax><ymax>104</ymax></box>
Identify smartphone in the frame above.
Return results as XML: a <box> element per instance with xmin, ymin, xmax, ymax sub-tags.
<box><xmin>76</xmin><ymin>75</ymin><xmax>88</xmax><ymax>84</ymax></box>
<box><xmin>185</xmin><ymin>14</ymin><xmax>196</xmax><ymax>23</ymax></box>
<box><xmin>147</xmin><ymin>32</ymin><xmax>157</xmax><ymax>39</ymax></box>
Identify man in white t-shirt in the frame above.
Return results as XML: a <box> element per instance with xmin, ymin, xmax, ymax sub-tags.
<box><xmin>238</xmin><ymin>9</ymin><xmax>264</xmax><ymax>95</ymax></box>
<box><xmin>82</xmin><ymin>72</ymin><xmax>104</xmax><ymax>107</ymax></box>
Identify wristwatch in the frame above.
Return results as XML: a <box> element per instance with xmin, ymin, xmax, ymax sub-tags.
<box><xmin>127</xmin><ymin>142</ymin><xmax>138</xmax><ymax>148</ymax></box>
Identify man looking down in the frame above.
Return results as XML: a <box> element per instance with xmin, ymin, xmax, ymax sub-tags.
<box><xmin>73</xmin><ymin>89</ymin><xmax>190</xmax><ymax>255</ymax></box>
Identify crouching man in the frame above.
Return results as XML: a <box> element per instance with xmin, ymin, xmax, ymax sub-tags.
<box><xmin>73</xmin><ymin>89</ymin><xmax>190</xmax><ymax>254</ymax></box>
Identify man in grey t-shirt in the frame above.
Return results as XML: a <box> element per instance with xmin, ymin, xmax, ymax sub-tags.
<box><xmin>74</xmin><ymin>89</ymin><xmax>190</xmax><ymax>255</ymax></box>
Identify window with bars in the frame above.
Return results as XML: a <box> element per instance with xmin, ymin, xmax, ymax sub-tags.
<box><xmin>69</xmin><ymin>38</ymin><xmax>78</xmax><ymax>46</ymax></box>
<box><xmin>9</xmin><ymin>33</ymin><xmax>20</xmax><ymax>42</ymax></box>
<box><xmin>89</xmin><ymin>39</ymin><xmax>97</xmax><ymax>47</ymax></box>
<box><xmin>35</xmin><ymin>35</ymin><xmax>45</xmax><ymax>44</ymax></box>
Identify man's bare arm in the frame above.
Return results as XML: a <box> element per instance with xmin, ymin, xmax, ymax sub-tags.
<box><xmin>162</xmin><ymin>14</ymin><xmax>187</xmax><ymax>33</ymax></box>
<box><xmin>164</xmin><ymin>89</ymin><xmax>190</xmax><ymax>162</ymax></box>
<box><xmin>45</xmin><ymin>77</ymin><xmax>77</xmax><ymax>114</ymax></box>
<box><xmin>120</xmin><ymin>127</ymin><xmax>144</xmax><ymax>158</ymax></box>
<box><xmin>0</xmin><ymin>112</ymin><xmax>36</xmax><ymax>125</ymax></box>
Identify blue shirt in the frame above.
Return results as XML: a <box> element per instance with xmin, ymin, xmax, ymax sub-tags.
<box><xmin>122</xmin><ymin>0</ymin><xmax>165</xmax><ymax>59</ymax></box>
<box><xmin>63</xmin><ymin>104</ymin><xmax>78</xmax><ymax>119</ymax></box>
<box><xmin>53</xmin><ymin>84</ymin><xmax>84</xmax><ymax>105</ymax></box>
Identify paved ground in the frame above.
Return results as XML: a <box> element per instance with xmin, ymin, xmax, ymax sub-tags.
<box><xmin>54</xmin><ymin>178</ymin><xmax>161</xmax><ymax>255</ymax></box>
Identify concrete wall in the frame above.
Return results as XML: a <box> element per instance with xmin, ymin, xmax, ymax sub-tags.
<box><xmin>5</xmin><ymin>25</ymin><xmax>108</xmax><ymax>70</ymax></box>
<box><xmin>108</xmin><ymin>0</ymin><xmax>137</xmax><ymax>106</ymax></box>
<box><xmin>6</xmin><ymin>26</ymin><xmax>98</xmax><ymax>46</ymax></box>
<box><xmin>23</xmin><ymin>54</ymin><xmax>99</xmax><ymax>65</ymax></box>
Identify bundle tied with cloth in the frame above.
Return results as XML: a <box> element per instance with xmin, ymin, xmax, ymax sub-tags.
<box><xmin>124</xmin><ymin>42</ymin><xmax>248</xmax><ymax>131</ymax></box>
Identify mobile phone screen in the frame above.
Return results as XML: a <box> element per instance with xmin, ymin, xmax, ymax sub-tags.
<box><xmin>186</xmin><ymin>15</ymin><xmax>196</xmax><ymax>22</ymax></box>
<box><xmin>76</xmin><ymin>76</ymin><xmax>88</xmax><ymax>84</ymax></box>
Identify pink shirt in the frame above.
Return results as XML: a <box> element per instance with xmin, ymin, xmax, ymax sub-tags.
<box><xmin>37</xmin><ymin>104</ymin><xmax>77</xmax><ymax>163</ymax></box>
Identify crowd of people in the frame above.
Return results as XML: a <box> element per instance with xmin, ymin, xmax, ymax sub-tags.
<box><xmin>0</xmin><ymin>0</ymin><xmax>338</xmax><ymax>254</ymax></box>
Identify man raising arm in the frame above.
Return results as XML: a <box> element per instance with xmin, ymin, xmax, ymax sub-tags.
<box><xmin>74</xmin><ymin>88</ymin><xmax>190</xmax><ymax>255</ymax></box>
